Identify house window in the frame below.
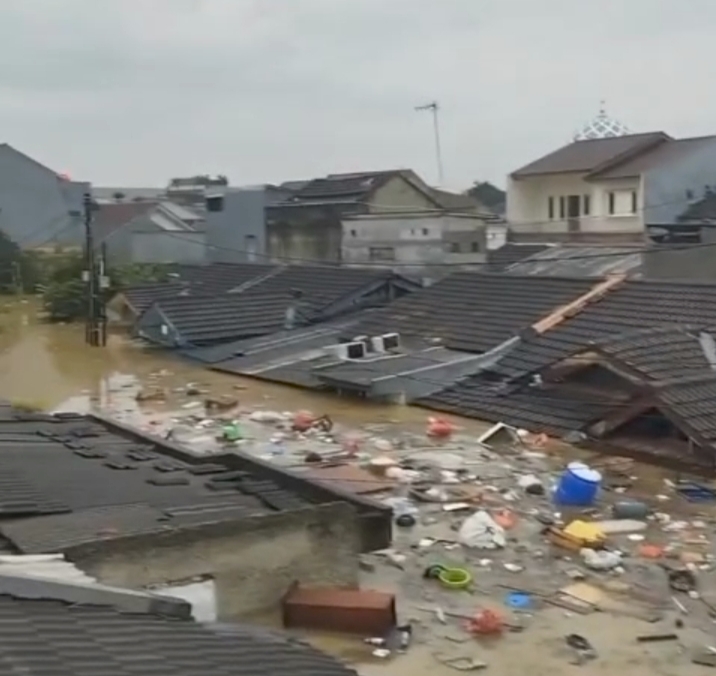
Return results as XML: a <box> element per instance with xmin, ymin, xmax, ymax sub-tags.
<box><xmin>548</xmin><ymin>196</ymin><xmax>554</xmax><ymax>220</ymax></box>
<box><xmin>608</xmin><ymin>190</ymin><xmax>637</xmax><ymax>216</ymax></box>
<box><xmin>559</xmin><ymin>196</ymin><xmax>566</xmax><ymax>219</ymax></box>
<box><xmin>350</xmin><ymin>229</ymin><xmax>357</xmax><ymax>237</ymax></box>
<box><xmin>447</xmin><ymin>242</ymin><xmax>461</xmax><ymax>253</ymax></box>
<box><xmin>206</xmin><ymin>196</ymin><xmax>224</xmax><ymax>212</ymax></box>
<box><xmin>369</xmin><ymin>246</ymin><xmax>395</xmax><ymax>261</ymax></box>
<box><xmin>422</xmin><ymin>228</ymin><xmax>429</xmax><ymax>236</ymax></box>
<box><xmin>471</xmin><ymin>241</ymin><xmax>480</xmax><ymax>253</ymax></box>
<box><xmin>583</xmin><ymin>195</ymin><xmax>591</xmax><ymax>216</ymax></box>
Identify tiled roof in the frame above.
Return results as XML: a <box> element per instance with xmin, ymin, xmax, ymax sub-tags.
<box><xmin>284</xmin><ymin>171</ymin><xmax>400</xmax><ymax>205</ymax></box>
<box><xmin>120</xmin><ymin>263</ymin><xmax>278</xmax><ymax>313</ymax></box>
<box><xmin>486</xmin><ymin>244</ymin><xmax>551</xmax><ymax>271</ymax></box>
<box><xmin>147</xmin><ymin>266</ymin><xmax>395</xmax><ymax>344</ymax></box>
<box><xmin>0</xmin><ymin>577</ymin><xmax>357</xmax><ymax>676</ymax></box>
<box><xmin>511</xmin><ymin>132</ymin><xmax>669</xmax><ymax>178</ymax></box>
<box><xmin>0</xmin><ymin>406</ymin><xmax>314</xmax><ymax>554</ymax></box>
<box><xmin>595</xmin><ymin>325</ymin><xmax>712</xmax><ymax>381</ymax></box>
<box><xmin>348</xmin><ymin>272</ymin><xmax>595</xmax><ymax>353</ymax></box>
<box><xmin>658</xmin><ymin>374</ymin><xmax>716</xmax><ymax>444</ymax></box>
<box><xmin>490</xmin><ymin>278</ymin><xmax>716</xmax><ymax>380</ymax></box>
<box><xmin>420</xmin><ymin>380</ymin><xmax>624</xmax><ymax>436</ymax></box>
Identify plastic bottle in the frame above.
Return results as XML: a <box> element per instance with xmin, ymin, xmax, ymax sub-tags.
<box><xmin>612</xmin><ymin>500</ymin><xmax>649</xmax><ymax>519</ymax></box>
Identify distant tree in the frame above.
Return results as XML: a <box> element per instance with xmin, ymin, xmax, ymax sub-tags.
<box><xmin>467</xmin><ymin>181</ymin><xmax>506</xmax><ymax>213</ymax></box>
<box><xmin>112</xmin><ymin>191</ymin><xmax>126</xmax><ymax>202</ymax></box>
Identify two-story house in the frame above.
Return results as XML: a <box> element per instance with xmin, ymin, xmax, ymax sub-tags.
<box><xmin>507</xmin><ymin>132</ymin><xmax>716</xmax><ymax>243</ymax></box>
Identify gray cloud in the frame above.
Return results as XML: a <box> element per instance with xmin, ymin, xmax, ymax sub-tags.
<box><xmin>1</xmin><ymin>0</ymin><xmax>714</xmax><ymax>187</ymax></box>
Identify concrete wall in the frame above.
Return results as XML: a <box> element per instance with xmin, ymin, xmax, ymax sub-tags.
<box><xmin>69</xmin><ymin>503</ymin><xmax>361</xmax><ymax>620</ymax></box>
<box><xmin>205</xmin><ymin>187</ymin><xmax>285</xmax><ymax>264</ymax></box>
<box><xmin>0</xmin><ymin>145</ymin><xmax>87</xmax><ymax>248</ymax></box>
<box><xmin>103</xmin><ymin>216</ymin><xmax>206</xmax><ymax>265</ymax></box>
<box><xmin>130</xmin><ymin>230</ymin><xmax>206</xmax><ymax>264</ymax></box>
<box><xmin>644</xmin><ymin>138</ymin><xmax>716</xmax><ymax>226</ymax></box>
<box><xmin>643</xmin><ymin>225</ymin><xmax>716</xmax><ymax>280</ymax></box>
<box><xmin>507</xmin><ymin>173</ymin><xmax>643</xmax><ymax>242</ymax></box>
<box><xmin>342</xmin><ymin>214</ymin><xmax>486</xmax><ymax>272</ymax></box>
<box><xmin>368</xmin><ymin>175</ymin><xmax>436</xmax><ymax>213</ymax></box>
<box><xmin>267</xmin><ymin>211</ymin><xmax>345</xmax><ymax>263</ymax></box>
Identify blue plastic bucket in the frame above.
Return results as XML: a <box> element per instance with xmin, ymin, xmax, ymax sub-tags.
<box><xmin>554</xmin><ymin>462</ymin><xmax>602</xmax><ymax>506</ymax></box>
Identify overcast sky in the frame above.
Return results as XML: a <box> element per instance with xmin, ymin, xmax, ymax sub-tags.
<box><xmin>2</xmin><ymin>0</ymin><xmax>715</xmax><ymax>189</ymax></box>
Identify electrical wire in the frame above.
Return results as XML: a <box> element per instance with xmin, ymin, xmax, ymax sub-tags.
<box><xmin>149</xmin><ymin>186</ymin><xmax>716</xmax><ymax>269</ymax></box>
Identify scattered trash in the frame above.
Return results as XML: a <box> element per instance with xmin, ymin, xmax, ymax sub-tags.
<box><xmin>564</xmin><ymin>520</ymin><xmax>605</xmax><ymax>546</ymax></box>
<box><xmin>395</xmin><ymin>513</ymin><xmax>417</xmax><ymax>528</ymax></box>
<box><xmin>493</xmin><ymin>509</ymin><xmax>517</xmax><ymax>530</ymax></box>
<box><xmin>438</xmin><ymin>567</ymin><xmax>472</xmax><ymax>590</ymax></box>
<box><xmin>466</xmin><ymin>609</ymin><xmax>504</xmax><ymax>636</ymax></box>
<box><xmin>636</xmin><ymin>633</ymin><xmax>678</xmax><ymax>643</ymax></box>
<box><xmin>638</xmin><ymin>543</ymin><xmax>664</xmax><ymax>559</ymax></box>
<box><xmin>458</xmin><ymin>511</ymin><xmax>507</xmax><ymax>550</ymax></box>
<box><xmin>676</xmin><ymin>481</ymin><xmax>716</xmax><ymax>503</ymax></box>
<box><xmin>554</xmin><ymin>462</ymin><xmax>602</xmax><ymax>507</ymax></box>
<box><xmin>204</xmin><ymin>395</ymin><xmax>238</xmax><ymax>411</ymax></box>
<box><xmin>581</xmin><ymin>548</ymin><xmax>622</xmax><ymax>571</ymax></box>
<box><xmin>669</xmin><ymin>569</ymin><xmax>697</xmax><ymax>593</ymax></box>
<box><xmin>248</xmin><ymin>410</ymin><xmax>284</xmax><ymax>423</ymax></box>
<box><xmin>612</xmin><ymin>500</ymin><xmax>649</xmax><ymax>519</ymax></box>
<box><xmin>506</xmin><ymin>591</ymin><xmax>532</xmax><ymax>609</ymax></box>
<box><xmin>433</xmin><ymin>653</ymin><xmax>488</xmax><ymax>671</ymax></box>
<box><xmin>426</xmin><ymin>416</ymin><xmax>455</xmax><ymax>439</ymax></box>
<box><xmin>566</xmin><ymin>633</ymin><xmax>597</xmax><ymax>662</ymax></box>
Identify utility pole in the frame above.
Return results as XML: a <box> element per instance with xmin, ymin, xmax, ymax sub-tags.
<box><xmin>83</xmin><ymin>192</ymin><xmax>105</xmax><ymax>346</ymax></box>
<box><xmin>415</xmin><ymin>100</ymin><xmax>444</xmax><ymax>185</ymax></box>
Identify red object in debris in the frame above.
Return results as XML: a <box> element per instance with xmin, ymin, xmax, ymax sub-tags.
<box><xmin>493</xmin><ymin>509</ymin><xmax>517</xmax><ymax>530</ymax></box>
<box><xmin>282</xmin><ymin>584</ymin><xmax>397</xmax><ymax>635</ymax></box>
<box><xmin>426</xmin><ymin>417</ymin><xmax>454</xmax><ymax>438</ymax></box>
<box><xmin>292</xmin><ymin>410</ymin><xmax>316</xmax><ymax>432</ymax></box>
<box><xmin>466</xmin><ymin>609</ymin><xmax>504</xmax><ymax>636</ymax></box>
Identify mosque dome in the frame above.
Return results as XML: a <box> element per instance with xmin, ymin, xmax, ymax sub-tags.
<box><xmin>574</xmin><ymin>103</ymin><xmax>630</xmax><ymax>141</ymax></box>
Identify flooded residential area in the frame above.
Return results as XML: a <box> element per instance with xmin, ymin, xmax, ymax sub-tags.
<box><xmin>3</xmin><ymin>296</ymin><xmax>716</xmax><ymax>676</ymax></box>
<box><xmin>5</xmin><ymin>4</ymin><xmax>716</xmax><ymax>675</ymax></box>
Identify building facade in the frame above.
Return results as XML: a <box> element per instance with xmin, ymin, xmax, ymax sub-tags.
<box><xmin>507</xmin><ymin>133</ymin><xmax>716</xmax><ymax>243</ymax></box>
<box><xmin>0</xmin><ymin>144</ymin><xmax>88</xmax><ymax>248</ymax></box>
<box><xmin>341</xmin><ymin>213</ymin><xmax>487</xmax><ymax>275</ymax></box>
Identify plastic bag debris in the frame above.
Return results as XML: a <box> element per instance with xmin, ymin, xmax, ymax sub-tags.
<box><xmin>458</xmin><ymin>511</ymin><xmax>506</xmax><ymax>550</ymax></box>
<box><xmin>580</xmin><ymin>548</ymin><xmax>622</xmax><ymax>570</ymax></box>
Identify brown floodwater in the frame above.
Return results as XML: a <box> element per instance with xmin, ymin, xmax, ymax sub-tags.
<box><xmin>0</xmin><ymin>297</ymin><xmax>485</xmax><ymax>433</ymax></box>
<box><xmin>0</xmin><ymin>299</ymin><xmax>706</xmax><ymax>676</ymax></box>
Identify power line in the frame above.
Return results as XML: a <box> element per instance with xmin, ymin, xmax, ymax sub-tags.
<box><xmin>158</xmin><ymin>224</ymin><xmax>716</xmax><ymax>269</ymax></box>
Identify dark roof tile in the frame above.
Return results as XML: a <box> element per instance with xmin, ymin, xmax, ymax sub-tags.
<box><xmin>0</xmin><ymin>592</ymin><xmax>357</xmax><ymax>676</ymax></box>
<box><xmin>349</xmin><ymin>272</ymin><xmax>595</xmax><ymax>353</ymax></box>
<box><xmin>487</xmin><ymin>244</ymin><xmax>551</xmax><ymax>271</ymax></box>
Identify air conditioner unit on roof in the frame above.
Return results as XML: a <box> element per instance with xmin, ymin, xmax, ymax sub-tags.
<box><xmin>324</xmin><ymin>341</ymin><xmax>366</xmax><ymax>361</ymax></box>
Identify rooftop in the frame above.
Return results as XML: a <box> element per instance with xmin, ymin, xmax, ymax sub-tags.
<box><xmin>139</xmin><ymin>266</ymin><xmax>410</xmax><ymax>346</ymax></box>
<box><xmin>0</xmin><ymin>570</ymin><xmax>357</xmax><ymax>676</ymax></box>
<box><xmin>504</xmin><ymin>245</ymin><xmax>643</xmax><ymax>278</ymax></box>
<box><xmin>0</xmin><ymin>403</ymin><xmax>389</xmax><ymax>556</ymax></box>
<box><xmin>346</xmin><ymin>272</ymin><xmax>596</xmax><ymax>353</ymax></box>
<box><xmin>486</xmin><ymin>243</ymin><xmax>551</xmax><ymax>271</ymax></box>
<box><xmin>511</xmin><ymin>132</ymin><xmax>669</xmax><ymax>178</ymax></box>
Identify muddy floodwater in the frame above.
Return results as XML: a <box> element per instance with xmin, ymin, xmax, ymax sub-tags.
<box><xmin>0</xmin><ymin>299</ymin><xmax>707</xmax><ymax>676</ymax></box>
<box><xmin>0</xmin><ymin>298</ymin><xmax>479</xmax><ymax>433</ymax></box>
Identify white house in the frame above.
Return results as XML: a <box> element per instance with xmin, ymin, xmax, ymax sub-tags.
<box><xmin>507</xmin><ymin>132</ymin><xmax>716</xmax><ymax>243</ymax></box>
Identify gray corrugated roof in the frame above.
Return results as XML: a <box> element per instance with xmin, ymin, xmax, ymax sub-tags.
<box><xmin>505</xmin><ymin>245</ymin><xmax>643</xmax><ymax>278</ymax></box>
<box><xmin>512</xmin><ymin>132</ymin><xmax>668</xmax><ymax>177</ymax></box>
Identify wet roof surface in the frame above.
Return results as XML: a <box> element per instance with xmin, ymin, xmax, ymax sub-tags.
<box><xmin>504</xmin><ymin>245</ymin><xmax>643</xmax><ymax>278</ymax></box>
<box><xmin>348</xmin><ymin>272</ymin><xmax>596</xmax><ymax>353</ymax></box>
<box><xmin>145</xmin><ymin>266</ymin><xmax>396</xmax><ymax>344</ymax></box>
<box><xmin>0</xmin><ymin>404</ymin><xmax>312</xmax><ymax>553</ymax></box>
